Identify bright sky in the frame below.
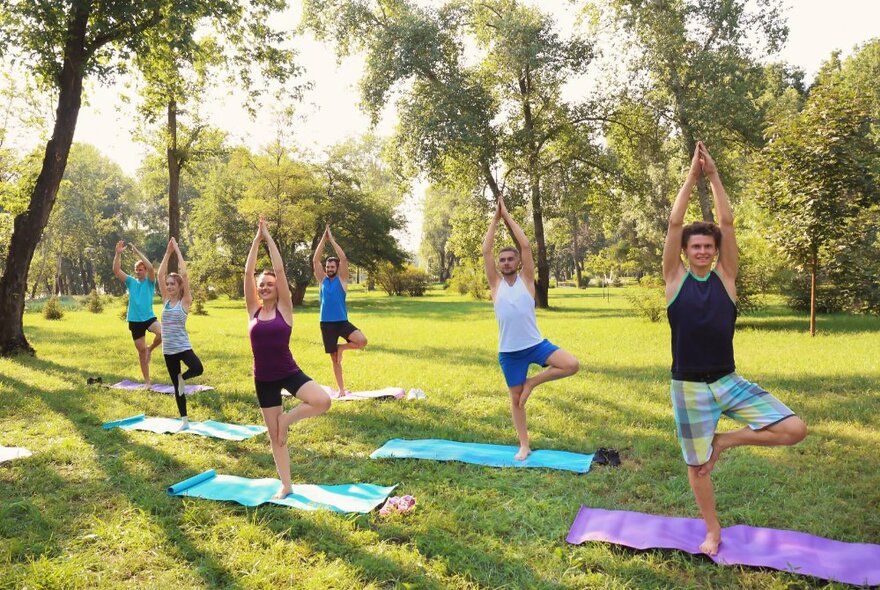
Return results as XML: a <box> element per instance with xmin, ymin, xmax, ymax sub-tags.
<box><xmin>50</xmin><ymin>1</ymin><xmax>880</xmax><ymax>251</ymax></box>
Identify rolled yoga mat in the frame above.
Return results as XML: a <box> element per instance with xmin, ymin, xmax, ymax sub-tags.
<box><xmin>103</xmin><ymin>414</ymin><xmax>266</xmax><ymax>441</ymax></box>
<box><xmin>110</xmin><ymin>379</ymin><xmax>214</xmax><ymax>395</ymax></box>
<box><xmin>320</xmin><ymin>385</ymin><xmax>406</xmax><ymax>401</ymax></box>
<box><xmin>0</xmin><ymin>446</ymin><xmax>32</xmax><ymax>463</ymax></box>
<box><xmin>371</xmin><ymin>438</ymin><xmax>593</xmax><ymax>473</ymax></box>
<box><xmin>566</xmin><ymin>506</ymin><xmax>880</xmax><ymax>586</ymax></box>
<box><xmin>168</xmin><ymin>469</ymin><xmax>396</xmax><ymax>513</ymax></box>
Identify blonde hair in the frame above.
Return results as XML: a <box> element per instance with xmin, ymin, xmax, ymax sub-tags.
<box><xmin>166</xmin><ymin>273</ymin><xmax>184</xmax><ymax>290</ymax></box>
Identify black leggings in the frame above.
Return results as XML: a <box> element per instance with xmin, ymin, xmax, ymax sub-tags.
<box><xmin>163</xmin><ymin>349</ymin><xmax>204</xmax><ymax>417</ymax></box>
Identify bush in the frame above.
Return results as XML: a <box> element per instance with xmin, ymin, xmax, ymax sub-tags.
<box><xmin>86</xmin><ymin>289</ymin><xmax>103</xmax><ymax>313</ymax></box>
<box><xmin>375</xmin><ymin>264</ymin><xmax>430</xmax><ymax>296</ymax></box>
<box><xmin>119</xmin><ymin>292</ymin><xmax>129</xmax><ymax>320</ymax></box>
<box><xmin>625</xmin><ymin>288</ymin><xmax>665</xmax><ymax>322</ymax></box>
<box><xmin>447</xmin><ymin>261</ymin><xmax>488</xmax><ymax>300</ymax></box>
<box><xmin>43</xmin><ymin>296</ymin><xmax>64</xmax><ymax>320</ymax></box>
<box><xmin>402</xmin><ymin>267</ymin><xmax>429</xmax><ymax>296</ymax></box>
<box><xmin>191</xmin><ymin>296</ymin><xmax>208</xmax><ymax>316</ymax></box>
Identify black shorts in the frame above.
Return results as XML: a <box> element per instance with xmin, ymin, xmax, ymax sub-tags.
<box><xmin>129</xmin><ymin>318</ymin><xmax>158</xmax><ymax>341</ymax></box>
<box><xmin>254</xmin><ymin>370</ymin><xmax>313</xmax><ymax>408</ymax></box>
<box><xmin>320</xmin><ymin>321</ymin><xmax>359</xmax><ymax>353</ymax></box>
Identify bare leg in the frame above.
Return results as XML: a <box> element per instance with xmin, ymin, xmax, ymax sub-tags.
<box><xmin>519</xmin><ymin>348</ymin><xmax>579</xmax><ymax>409</ymax></box>
<box><xmin>260</xmin><ymin>406</ymin><xmax>292</xmax><ymax>499</ymax></box>
<box><xmin>134</xmin><ymin>337</ymin><xmax>151</xmax><ymax>387</ymax></box>
<box><xmin>698</xmin><ymin>416</ymin><xmax>807</xmax><ymax>476</ymax></box>
<box><xmin>278</xmin><ymin>381</ymin><xmax>331</xmax><ymax>447</ymax></box>
<box><xmin>688</xmin><ymin>466</ymin><xmax>723</xmax><ymax>555</ymax></box>
<box><xmin>329</xmin><ymin>351</ymin><xmax>345</xmax><ymax>395</ymax></box>
<box><xmin>508</xmin><ymin>386</ymin><xmax>531</xmax><ymax>460</ymax></box>
<box><xmin>145</xmin><ymin>321</ymin><xmax>162</xmax><ymax>369</ymax></box>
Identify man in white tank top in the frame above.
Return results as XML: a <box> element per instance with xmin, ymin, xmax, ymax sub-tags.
<box><xmin>483</xmin><ymin>197</ymin><xmax>579</xmax><ymax>460</ymax></box>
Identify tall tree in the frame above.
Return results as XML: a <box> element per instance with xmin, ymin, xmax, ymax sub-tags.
<box><xmin>303</xmin><ymin>0</ymin><xmax>600</xmax><ymax>307</ymax></box>
<box><xmin>758</xmin><ymin>81</ymin><xmax>875</xmax><ymax>335</ymax></box>
<box><xmin>0</xmin><ymin>0</ymin><xmax>273</xmax><ymax>355</ymax></box>
<box><xmin>601</xmin><ymin>0</ymin><xmax>787</xmax><ymax>220</ymax></box>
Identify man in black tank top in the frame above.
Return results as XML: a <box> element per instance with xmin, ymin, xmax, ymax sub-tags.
<box><xmin>662</xmin><ymin>142</ymin><xmax>807</xmax><ymax>556</ymax></box>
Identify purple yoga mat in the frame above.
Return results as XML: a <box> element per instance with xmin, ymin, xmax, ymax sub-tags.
<box><xmin>110</xmin><ymin>380</ymin><xmax>214</xmax><ymax>395</ymax></box>
<box><xmin>566</xmin><ymin>506</ymin><xmax>880</xmax><ymax>586</ymax></box>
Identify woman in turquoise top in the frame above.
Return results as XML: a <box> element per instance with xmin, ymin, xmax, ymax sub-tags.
<box><xmin>113</xmin><ymin>240</ymin><xmax>162</xmax><ymax>388</ymax></box>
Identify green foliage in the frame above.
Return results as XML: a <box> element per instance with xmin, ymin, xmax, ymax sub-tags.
<box><xmin>447</xmin><ymin>260</ymin><xmax>489</xmax><ymax>300</ymax></box>
<box><xmin>374</xmin><ymin>264</ymin><xmax>429</xmax><ymax>297</ymax></box>
<box><xmin>5</xmin><ymin>290</ymin><xmax>879</xmax><ymax>588</ymax></box>
<box><xmin>625</xmin><ymin>287</ymin><xmax>665</xmax><ymax>322</ymax></box>
<box><xmin>118</xmin><ymin>293</ymin><xmax>129</xmax><ymax>320</ymax></box>
<box><xmin>42</xmin><ymin>296</ymin><xmax>63</xmax><ymax>320</ymax></box>
<box><xmin>191</xmin><ymin>296</ymin><xmax>208</xmax><ymax>316</ymax></box>
<box><xmin>86</xmin><ymin>289</ymin><xmax>103</xmax><ymax>314</ymax></box>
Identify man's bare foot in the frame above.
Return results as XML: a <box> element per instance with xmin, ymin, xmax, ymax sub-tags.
<box><xmin>518</xmin><ymin>379</ymin><xmax>535</xmax><ymax>409</ymax></box>
<box><xmin>272</xmin><ymin>485</ymin><xmax>292</xmax><ymax>500</ymax></box>
<box><xmin>142</xmin><ymin>382</ymin><xmax>152</xmax><ymax>390</ymax></box>
<box><xmin>514</xmin><ymin>446</ymin><xmax>531</xmax><ymax>460</ymax></box>
<box><xmin>699</xmin><ymin>529</ymin><xmax>722</xmax><ymax>556</ymax></box>
<box><xmin>698</xmin><ymin>433</ymin><xmax>727</xmax><ymax>476</ymax></box>
<box><xmin>278</xmin><ymin>411</ymin><xmax>296</xmax><ymax>446</ymax></box>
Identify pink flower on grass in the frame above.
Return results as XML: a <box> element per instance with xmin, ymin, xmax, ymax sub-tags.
<box><xmin>379</xmin><ymin>495</ymin><xmax>417</xmax><ymax>517</ymax></box>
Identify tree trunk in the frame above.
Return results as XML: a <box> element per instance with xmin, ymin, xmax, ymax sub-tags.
<box><xmin>0</xmin><ymin>4</ymin><xmax>90</xmax><ymax>355</ymax></box>
<box><xmin>571</xmin><ymin>213</ymin><xmax>583</xmax><ymax>288</ymax></box>
<box><xmin>30</xmin><ymin>237</ymin><xmax>50</xmax><ymax>299</ymax></box>
<box><xmin>291</xmin><ymin>281</ymin><xmax>308</xmax><ymax>306</ymax></box>
<box><xmin>167</xmin><ymin>99</ymin><xmax>180</xmax><ymax>273</ymax></box>
<box><xmin>810</xmin><ymin>249</ymin><xmax>818</xmax><ymax>337</ymax></box>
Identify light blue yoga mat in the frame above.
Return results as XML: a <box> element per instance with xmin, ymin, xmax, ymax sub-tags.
<box><xmin>370</xmin><ymin>438</ymin><xmax>594</xmax><ymax>473</ymax></box>
<box><xmin>168</xmin><ymin>469</ymin><xmax>396</xmax><ymax>513</ymax></box>
<box><xmin>103</xmin><ymin>414</ymin><xmax>266</xmax><ymax>441</ymax></box>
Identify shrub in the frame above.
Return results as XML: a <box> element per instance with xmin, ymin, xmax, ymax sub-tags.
<box><xmin>375</xmin><ymin>264</ymin><xmax>430</xmax><ymax>296</ymax></box>
<box><xmin>119</xmin><ymin>292</ymin><xmax>129</xmax><ymax>320</ymax></box>
<box><xmin>43</xmin><ymin>296</ymin><xmax>63</xmax><ymax>320</ymax></box>
<box><xmin>402</xmin><ymin>267</ymin><xmax>429</xmax><ymax>296</ymax></box>
<box><xmin>448</xmin><ymin>261</ymin><xmax>488</xmax><ymax>300</ymax></box>
<box><xmin>86</xmin><ymin>289</ymin><xmax>103</xmax><ymax>313</ymax></box>
<box><xmin>625</xmin><ymin>288</ymin><xmax>665</xmax><ymax>322</ymax></box>
<box><xmin>191</xmin><ymin>296</ymin><xmax>208</xmax><ymax>316</ymax></box>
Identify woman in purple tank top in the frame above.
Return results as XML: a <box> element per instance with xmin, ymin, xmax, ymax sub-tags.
<box><xmin>245</xmin><ymin>216</ymin><xmax>331</xmax><ymax>499</ymax></box>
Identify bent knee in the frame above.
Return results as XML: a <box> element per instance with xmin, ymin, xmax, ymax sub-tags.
<box><xmin>786</xmin><ymin>416</ymin><xmax>807</xmax><ymax>444</ymax></box>
<box><xmin>315</xmin><ymin>394</ymin><xmax>332</xmax><ymax>414</ymax></box>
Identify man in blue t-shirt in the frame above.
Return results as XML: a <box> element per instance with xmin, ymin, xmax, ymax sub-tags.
<box><xmin>113</xmin><ymin>240</ymin><xmax>162</xmax><ymax>388</ymax></box>
<box><xmin>313</xmin><ymin>225</ymin><xmax>367</xmax><ymax>397</ymax></box>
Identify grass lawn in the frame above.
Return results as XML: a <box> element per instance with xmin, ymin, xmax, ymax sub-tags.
<box><xmin>1</xmin><ymin>287</ymin><xmax>878</xmax><ymax>589</ymax></box>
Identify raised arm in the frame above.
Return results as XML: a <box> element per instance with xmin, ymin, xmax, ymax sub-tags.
<box><xmin>700</xmin><ymin>144</ymin><xmax>738</xmax><ymax>283</ymax></box>
<box><xmin>113</xmin><ymin>241</ymin><xmax>127</xmax><ymax>283</ymax></box>
<box><xmin>498</xmin><ymin>197</ymin><xmax>534</xmax><ymax>287</ymax></box>
<box><xmin>313</xmin><ymin>226</ymin><xmax>328</xmax><ymax>283</ymax></box>
<box><xmin>663</xmin><ymin>143</ymin><xmax>702</xmax><ymax>287</ymax></box>
<box><xmin>128</xmin><ymin>243</ymin><xmax>156</xmax><ymax>281</ymax></box>
<box><xmin>157</xmin><ymin>240</ymin><xmax>174</xmax><ymax>301</ymax></box>
<box><xmin>244</xmin><ymin>222</ymin><xmax>263</xmax><ymax>317</ymax></box>
<box><xmin>483</xmin><ymin>200</ymin><xmax>502</xmax><ymax>295</ymax></box>
<box><xmin>327</xmin><ymin>227</ymin><xmax>349</xmax><ymax>284</ymax></box>
<box><xmin>172</xmin><ymin>238</ymin><xmax>192</xmax><ymax>310</ymax></box>
<box><xmin>262</xmin><ymin>218</ymin><xmax>293</xmax><ymax>320</ymax></box>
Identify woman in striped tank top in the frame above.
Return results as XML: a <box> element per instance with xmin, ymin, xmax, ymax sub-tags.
<box><xmin>157</xmin><ymin>238</ymin><xmax>204</xmax><ymax>430</ymax></box>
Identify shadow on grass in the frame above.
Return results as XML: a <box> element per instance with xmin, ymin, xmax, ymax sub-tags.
<box><xmin>3</xmin><ymin>355</ymin><xmax>570</xmax><ymax>589</ymax></box>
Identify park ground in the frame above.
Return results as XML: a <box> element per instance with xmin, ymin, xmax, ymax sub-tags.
<box><xmin>1</xmin><ymin>287</ymin><xmax>878</xmax><ymax>589</ymax></box>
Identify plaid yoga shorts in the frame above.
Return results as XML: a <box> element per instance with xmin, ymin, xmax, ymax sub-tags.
<box><xmin>670</xmin><ymin>373</ymin><xmax>795</xmax><ymax>466</ymax></box>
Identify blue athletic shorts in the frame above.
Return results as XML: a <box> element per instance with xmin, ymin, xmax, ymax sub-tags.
<box><xmin>498</xmin><ymin>339</ymin><xmax>560</xmax><ymax>388</ymax></box>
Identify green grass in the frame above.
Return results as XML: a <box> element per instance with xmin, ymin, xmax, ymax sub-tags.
<box><xmin>1</xmin><ymin>287</ymin><xmax>878</xmax><ymax>589</ymax></box>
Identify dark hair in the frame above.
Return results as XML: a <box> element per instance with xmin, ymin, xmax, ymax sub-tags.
<box><xmin>325</xmin><ymin>256</ymin><xmax>340</xmax><ymax>266</ymax></box>
<box><xmin>681</xmin><ymin>222</ymin><xmax>722</xmax><ymax>249</ymax></box>
<box><xmin>498</xmin><ymin>246</ymin><xmax>519</xmax><ymax>257</ymax></box>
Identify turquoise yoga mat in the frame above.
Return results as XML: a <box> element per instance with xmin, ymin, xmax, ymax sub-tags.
<box><xmin>102</xmin><ymin>414</ymin><xmax>266</xmax><ymax>441</ymax></box>
<box><xmin>168</xmin><ymin>470</ymin><xmax>396</xmax><ymax>513</ymax></box>
<box><xmin>370</xmin><ymin>439</ymin><xmax>594</xmax><ymax>473</ymax></box>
